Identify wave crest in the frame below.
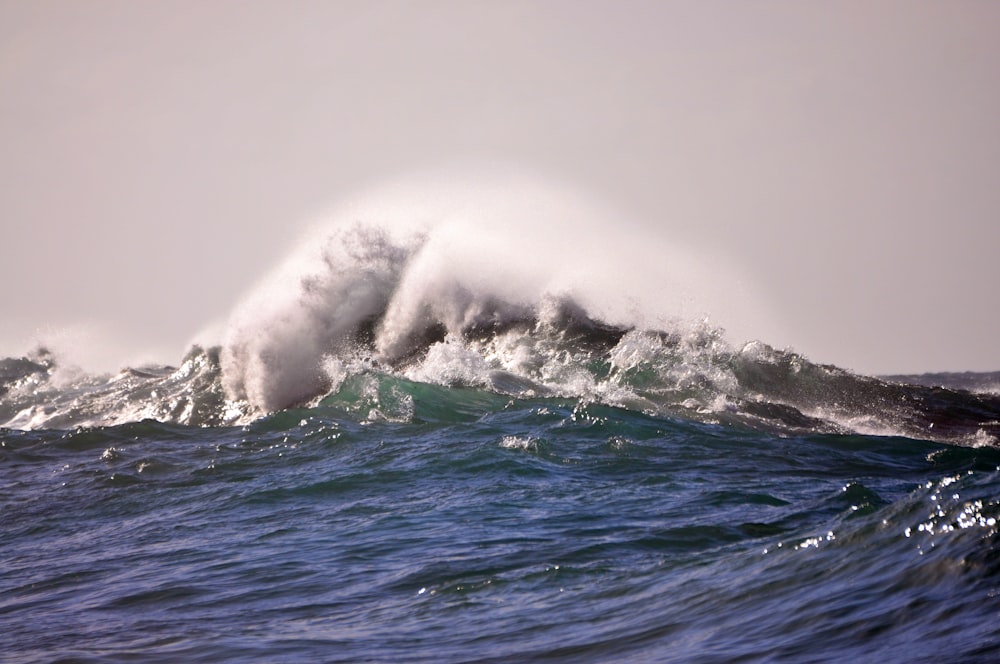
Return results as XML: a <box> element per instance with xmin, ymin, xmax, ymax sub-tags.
<box><xmin>4</xmin><ymin>177</ymin><xmax>998</xmax><ymax>446</ymax></box>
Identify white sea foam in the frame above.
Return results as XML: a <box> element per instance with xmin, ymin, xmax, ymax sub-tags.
<box><xmin>500</xmin><ymin>435</ymin><xmax>538</xmax><ymax>451</ymax></box>
<box><xmin>221</xmin><ymin>224</ymin><xmax>422</xmax><ymax>411</ymax></box>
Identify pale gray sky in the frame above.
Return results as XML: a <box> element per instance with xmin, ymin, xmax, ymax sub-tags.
<box><xmin>2</xmin><ymin>0</ymin><xmax>998</xmax><ymax>374</ymax></box>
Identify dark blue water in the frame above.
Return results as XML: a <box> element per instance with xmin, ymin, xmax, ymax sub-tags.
<box><xmin>4</xmin><ymin>217</ymin><xmax>1000</xmax><ymax>661</ymax></box>
<box><xmin>4</xmin><ymin>376</ymin><xmax>1000</xmax><ymax>662</ymax></box>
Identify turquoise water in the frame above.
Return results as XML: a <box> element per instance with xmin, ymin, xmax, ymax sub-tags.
<box><xmin>4</xmin><ymin>375</ymin><xmax>1000</xmax><ymax>662</ymax></box>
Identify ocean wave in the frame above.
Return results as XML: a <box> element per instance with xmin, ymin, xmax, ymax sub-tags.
<box><xmin>4</xmin><ymin>317</ymin><xmax>1000</xmax><ymax>448</ymax></box>
<box><xmin>3</xmin><ymin>186</ymin><xmax>998</xmax><ymax>445</ymax></box>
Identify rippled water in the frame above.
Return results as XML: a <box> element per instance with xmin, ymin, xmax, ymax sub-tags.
<box><xmin>4</xmin><ymin>386</ymin><xmax>1000</xmax><ymax>662</ymax></box>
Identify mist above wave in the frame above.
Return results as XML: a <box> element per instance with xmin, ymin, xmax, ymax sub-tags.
<box><xmin>219</xmin><ymin>175</ymin><xmax>773</xmax><ymax>413</ymax></box>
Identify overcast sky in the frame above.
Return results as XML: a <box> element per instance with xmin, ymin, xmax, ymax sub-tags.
<box><xmin>2</xmin><ymin>0</ymin><xmax>998</xmax><ymax>374</ymax></box>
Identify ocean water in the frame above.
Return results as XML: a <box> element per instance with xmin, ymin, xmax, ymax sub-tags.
<box><xmin>4</xmin><ymin>204</ymin><xmax>1000</xmax><ymax>662</ymax></box>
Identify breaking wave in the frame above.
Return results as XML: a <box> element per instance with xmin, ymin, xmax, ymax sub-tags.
<box><xmin>3</xmin><ymin>177</ymin><xmax>998</xmax><ymax>445</ymax></box>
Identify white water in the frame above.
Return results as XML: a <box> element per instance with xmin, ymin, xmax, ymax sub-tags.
<box><xmin>218</xmin><ymin>171</ymin><xmax>779</xmax><ymax>413</ymax></box>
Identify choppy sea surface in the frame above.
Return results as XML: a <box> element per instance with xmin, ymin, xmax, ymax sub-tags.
<box><xmin>4</xmin><ymin>213</ymin><xmax>1000</xmax><ymax>662</ymax></box>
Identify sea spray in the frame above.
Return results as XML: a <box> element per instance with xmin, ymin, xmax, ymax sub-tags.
<box><xmin>221</xmin><ymin>224</ymin><xmax>422</xmax><ymax>412</ymax></box>
<box><xmin>216</xmin><ymin>174</ymin><xmax>779</xmax><ymax>414</ymax></box>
